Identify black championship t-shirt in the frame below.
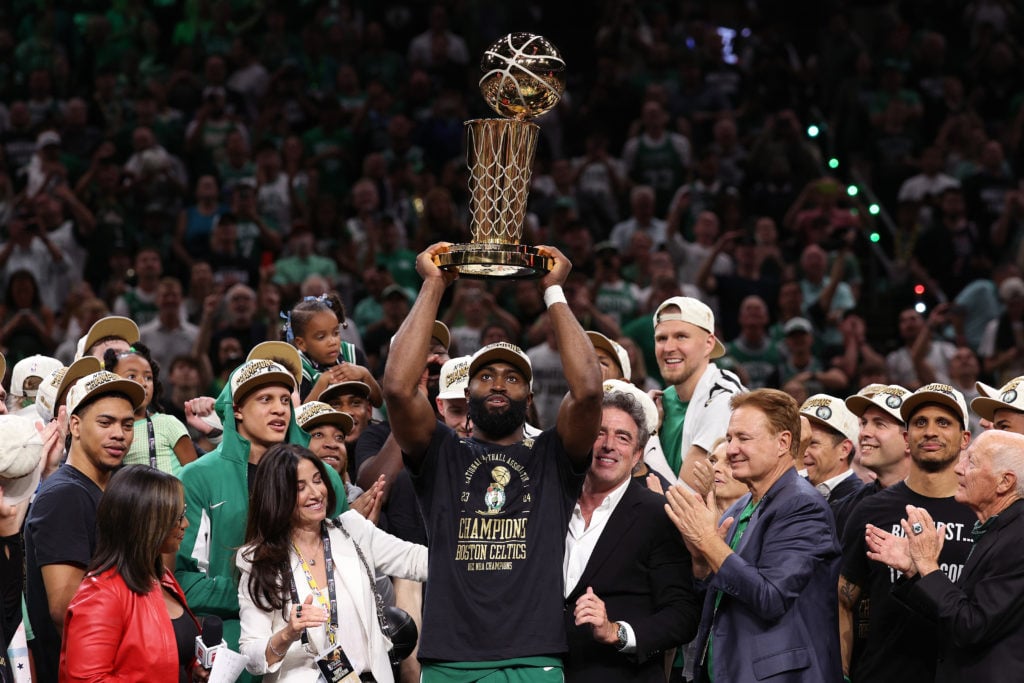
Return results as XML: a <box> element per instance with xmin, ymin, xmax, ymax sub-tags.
<box><xmin>841</xmin><ymin>481</ymin><xmax>976</xmax><ymax>683</ymax></box>
<box><xmin>25</xmin><ymin>464</ymin><xmax>103</xmax><ymax>682</ymax></box>
<box><xmin>408</xmin><ymin>424</ymin><xmax>584</xmax><ymax>662</ymax></box>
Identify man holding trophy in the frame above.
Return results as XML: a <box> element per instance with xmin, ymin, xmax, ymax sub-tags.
<box><xmin>383</xmin><ymin>34</ymin><xmax>606</xmax><ymax>681</ymax></box>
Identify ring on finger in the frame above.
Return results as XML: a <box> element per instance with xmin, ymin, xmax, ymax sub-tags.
<box><xmin>911</xmin><ymin>522</ymin><xmax>924</xmax><ymax>535</ymax></box>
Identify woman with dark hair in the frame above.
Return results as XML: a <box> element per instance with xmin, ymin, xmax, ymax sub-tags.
<box><xmin>104</xmin><ymin>342</ymin><xmax>198</xmax><ymax>476</ymax></box>
<box><xmin>237</xmin><ymin>444</ymin><xmax>426</xmax><ymax>682</ymax></box>
<box><xmin>60</xmin><ymin>465</ymin><xmax>204</xmax><ymax>682</ymax></box>
<box><xmin>0</xmin><ymin>268</ymin><xmax>56</xmax><ymax>363</ymax></box>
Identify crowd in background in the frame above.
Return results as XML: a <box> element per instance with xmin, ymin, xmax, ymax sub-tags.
<box><xmin>4</xmin><ymin>2</ymin><xmax>1024</xmax><ymax>682</ymax></box>
<box><xmin>1</xmin><ymin>0</ymin><xmax>1024</xmax><ymax>403</ymax></box>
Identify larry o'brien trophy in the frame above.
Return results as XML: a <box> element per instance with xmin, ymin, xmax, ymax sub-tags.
<box><xmin>433</xmin><ymin>33</ymin><xmax>565</xmax><ymax>278</ymax></box>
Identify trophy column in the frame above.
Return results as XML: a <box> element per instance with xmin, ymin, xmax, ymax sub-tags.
<box><xmin>433</xmin><ymin>119</ymin><xmax>553</xmax><ymax>278</ymax></box>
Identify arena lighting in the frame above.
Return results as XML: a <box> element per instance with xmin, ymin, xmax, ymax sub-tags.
<box><xmin>915</xmin><ymin>302</ymin><xmax>927</xmax><ymax>314</ymax></box>
<box><xmin>828</xmin><ymin>158</ymin><xmax>840</xmax><ymax>169</ymax></box>
<box><xmin>869</xmin><ymin>232</ymin><xmax>881</xmax><ymax>243</ymax></box>
<box><xmin>914</xmin><ymin>284</ymin><xmax>926</xmax><ymax>295</ymax></box>
<box><xmin>869</xmin><ymin>203</ymin><xmax>880</xmax><ymax>215</ymax></box>
<box><xmin>807</xmin><ymin>124</ymin><xmax>820</xmax><ymax>138</ymax></box>
<box><xmin>847</xmin><ymin>185</ymin><xmax>859</xmax><ymax>197</ymax></box>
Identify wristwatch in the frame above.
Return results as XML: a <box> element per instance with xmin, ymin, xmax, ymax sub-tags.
<box><xmin>614</xmin><ymin>622</ymin><xmax>628</xmax><ymax>650</ymax></box>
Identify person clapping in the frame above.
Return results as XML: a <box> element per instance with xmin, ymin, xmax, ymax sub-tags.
<box><xmin>236</xmin><ymin>444</ymin><xmax>426</xmax><ymax>682</ymax></box>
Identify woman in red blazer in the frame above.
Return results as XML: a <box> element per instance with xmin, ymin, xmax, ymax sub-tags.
<box><xmin>60</xmin><ymin>465</ymin><xmax>205</xmax><ymax>683</ymax></box>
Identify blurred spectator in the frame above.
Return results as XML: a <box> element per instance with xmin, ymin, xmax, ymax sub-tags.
<box><xmin>352</xmin><ymin>266</ymin><xmax>393</xmax><ymax>337</ymax></box>
<box><xmin>372</xmin><ymin>215</ymin><xmax>417</xmax><ymax>292</ymax></box>
<box><xmin>254</xmin><ymin>143</ymin><xmax>292</xmax><ymax>232</ymax></box>
<box><xmin>407</xmin><ymin>4</ymin><xmax>469</xmax><ymax>69</ymax></box>
<box><xmin>174</xmin><ymin>174</ymin><xmax>223</xmax><ymax>266</ymax></box>
<box><xmin>123</xmin><ymin>126</ymin><xmax>187</xmax><ymax>216</ymax></box>
<box><xmin>414</xmin><ymin>185</ymin><xmax>466</xmax><ymax>250</ymax></box>
<box><xmin>196</xmin><ymin>283</ymin><xmax>266</xmax><ymax>371</ymax></box>
<box><xmin>571</xmin><ymin>129</ymin><xmax>626</xmax><ymax>237</ymax></box>
<box><xmin>963</xmin><ymin>140</ymin><xmax>1016</xmax><ymax>231</ymax></box>
<box><xmin>526</xmin><ymin>315</ymin><xmax>571</xmax><ymax>430</ymax></box>
<box><xmin>139</xmin><ymin>278</ymin><xmax>199</xmax><ymax>377</ymax></box>
<box><xmin>948</xmin><ymin>345</ymin><xmax>983</xmax><ymax>435</ymax></box>
<box><xmin>709</xmin><ymin>117</ymin><xmax>748</xmax><ymax>188</ymax></box>
<box><xmin>2</xmin><ymin>102</ymin><xmax>37</xmax><ymax>172</ymax></box>
<box><xmin>610</xmin><ymin>185</ymin><xmax>666</xmax><ymax>253</ymax></box>
<box><xmin>886</xmin><ymin>306</ymin><xmax>957</xmax><ymax>390</ymax></box>
<box><xmin>33</xmin><ymin>186</ymin><xmax>93</xmax><ymax>309</ymax></box>
<box><xmin>208</xmin><ymin>212</ymin><xmax>258</xmax><ymax>288</ymax></box>
<box><xmin>0</xmin><ymin>205</ymin><xmax>69</xmax><ymax>313</ymax></box>
<box><xmin>897</xmin><ymin>146</ymin><xmax>960</xmax><ymax>204</ymax></box>
<box><xmin>622</xmin><ymin>101</ymin><xmax>691</xmax><ymax>215</ymax></box>
<box><xmin>226</xmin><ymin>35</ymin><xmax>269</xmax><ymax>123</ymax></box>
<box><xmin>231</xmin><ymin>177</ymin><xmax>283</xmax><ymax>262</ymax></box>
<box><xmin>777</xmin><ymin>317</ymin><xmax>847</xmax><ymax>393</ymax></box>
<box><xmin>24</xmin><ymin>130</ymin><xmax>67</xmax><ymax>198</ymax></box>
<box><xmin>980</xmin><ymin>276</ymin><xmax>1024</xmax><ymax>386</ymax></box>
<box><xmin>916</xmin><ymin>187</ymin><xmax>987</xmax><ymax>299</ymax></box>
<box><xmin>726</xmin><ymin>296</ymin><xmax>781</xmax><ymax>389</ymax></box>
<box><xmin>272</xmin><ymin>227</ymin><xmax>338</xmax><ymax>302</ymax></box>
<box><xmin>697</xmin><ymin>232</ymin><xmax>780</xmax><ymax>341</ymax></box>
<box><xmin>217</xmin><ymin>129</ymin><xmax>255</xmax><ymax>198</ymax></box>
<box><xmin>799</xmin><ymin>243</ymin><xmax>857</xmax><ymax>348</ymax></box>
<box><xmin>112</xmin><ymin>247</ymin><xmax>164</xmax><ymax>326</ymax></box>
<box><xmin>671</xmin><ymin>210</ymin><xmax>732</xmax><ymax>287</ymax></box>
<box><xmin>591</xmin><ymin>242</ymin><xmax>641</xmax><ymax>326</ymax></box>
<box><xmin>184</xmin><ymin>85</ymin><xmax>247</xmax><ymax>173</ymax></box>
<box><xmin>748</xmin><ymin>110</ymin><xmax>820</xmax><ymax>190</ymax></box>
<box><xmin>0</xmin><ymin>269</ymin><xmax>56</xmax><ymax>363</ymax></box>
<box><xmin>363</xmin><ymin>284</ymin><xmax>411</xmax><ymax>377</ymax></box>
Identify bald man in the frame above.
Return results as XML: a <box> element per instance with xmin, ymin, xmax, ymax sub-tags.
<box><xmin>866</xmin><ymin>429</ymin><xmax>1024</xmax><ymax>681</ymax></box>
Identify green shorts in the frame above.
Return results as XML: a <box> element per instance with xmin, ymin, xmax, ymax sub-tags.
<box><xmin>421</xmin><ymin>656</ymin><xmax>563</xmax><ymax>683</ymax></box>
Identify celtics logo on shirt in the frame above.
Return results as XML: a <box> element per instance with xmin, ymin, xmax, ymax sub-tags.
<box><xmin>455</xmin><ymin>452</ymin><xmax>532</xmax><ymax>572</ymax></box>
<box><xmin>482</xmin><ymin>466</ymin><xmax>510</xmax><ymax>515</ymax></box>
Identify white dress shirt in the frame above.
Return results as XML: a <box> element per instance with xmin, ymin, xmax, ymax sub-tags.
<box><xmin>815</xmin><ymin>469</ymin><xmax>857</xmax><ymax>498</ymax></box>
<box><xmin>563</xmin><ymin>476</ymin><xmax>637</xmax><ymax>652</ymax></box>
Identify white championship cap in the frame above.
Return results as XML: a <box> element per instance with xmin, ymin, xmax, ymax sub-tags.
<box><xmin>437</xmin><ymin>356</ymin><xmax>471</xmax><ymax>400</ymax></box>
<box><xmin>900</xmin><ymin>382</ymin><xmax>969</xmax><ymax>428</ymax></box>
<box><xmin>652</xmin><ymin>296</ymin><xmax>726</xmax><ymax>359</ymax></box>
<box><xmin>800</xmin><ymin>393</ymin><xmax>859</xmax><ymax>443</ymax></box>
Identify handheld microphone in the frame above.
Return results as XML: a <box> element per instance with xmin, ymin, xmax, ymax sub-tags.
<box><xmin>195</xmin><ymin>615</ymin><xmax>225</xmax><ymax>669</ymax></box>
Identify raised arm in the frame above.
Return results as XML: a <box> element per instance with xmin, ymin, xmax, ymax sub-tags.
<box><xmin>542</xmin><ymin>246</ymin><xmax>604</xmax><ymax>464</ymax></box>
<box><xmin>383</xmin><ymin>243</ymin><xmax>457</xmax><ymax>468</ymax></box>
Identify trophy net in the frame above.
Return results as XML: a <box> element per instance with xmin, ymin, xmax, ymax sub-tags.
<box><xmin>466</xmin><ymin>118</ymin><xmax>538</xmax><ymax>245</ymax></box>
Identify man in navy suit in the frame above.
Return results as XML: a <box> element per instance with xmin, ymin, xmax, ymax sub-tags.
<box><xmin>564</xmin><ymin>386</ymin><xmax>700</xmax><ymax>682</ymax></box>
<box><xmin>667</xmin><ymin>388</ymin><xmax>842</xmax><ymax>682</ymax></box>
<box><xmin>799</xmin><ymin>393</ymin><xmax>864</xmax><ymax>508</ymax></box>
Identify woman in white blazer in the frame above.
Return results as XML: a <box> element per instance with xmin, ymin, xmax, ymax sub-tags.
<box><xmin>236</xmin><ymin>444</ymin><xmax>427</xmax><ymax>682</ymax></box>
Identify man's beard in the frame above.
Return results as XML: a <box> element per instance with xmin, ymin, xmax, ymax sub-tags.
<box><xmin>468</xmin><ymin>394</ymin><xmax>528</xmax><ymax>439</ymax></box>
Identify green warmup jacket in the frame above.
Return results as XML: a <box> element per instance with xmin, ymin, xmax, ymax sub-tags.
<box><xmin>174</xmin><ymin>375</ymin><xmax>348</xmax><ymax>678</ymax></box>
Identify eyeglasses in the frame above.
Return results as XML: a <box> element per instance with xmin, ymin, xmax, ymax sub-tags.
<box><xmin>175</xmin><ymin>505</ymin><xmax>188</xmax><ymax>526</ymax></box>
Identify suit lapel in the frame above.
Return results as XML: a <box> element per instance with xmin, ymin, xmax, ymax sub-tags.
<box><xmin>959</xmin><ymin>503</ymin><xmax>1022</xmax><ymax>585</ymax></box>
<box><xmin>569</xmin><ymin>483</ymin><xmax>643</xmax><ymax>597</ymax></box>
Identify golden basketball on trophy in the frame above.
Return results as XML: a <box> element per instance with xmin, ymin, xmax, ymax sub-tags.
<box><xmin>432</xmin><ymin>33</ymin><xmax>566</xmax><ymax>278</ymax></box>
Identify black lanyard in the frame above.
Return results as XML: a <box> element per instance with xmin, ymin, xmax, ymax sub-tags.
<box><xmin>146</xmin><ymin>417</ymin><xmax>157</xmax><ymax>469</ymax></box>
<box><xmin>287</xmin><ymin>522</ymin><xmax>339</xmax><ymax>651</ymax></box>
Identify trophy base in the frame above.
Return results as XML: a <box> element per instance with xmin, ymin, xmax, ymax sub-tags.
<box><xmin>433</xmin><ymin>243</ymin><xmax>554</xmax><ymax>279</ymax></box>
